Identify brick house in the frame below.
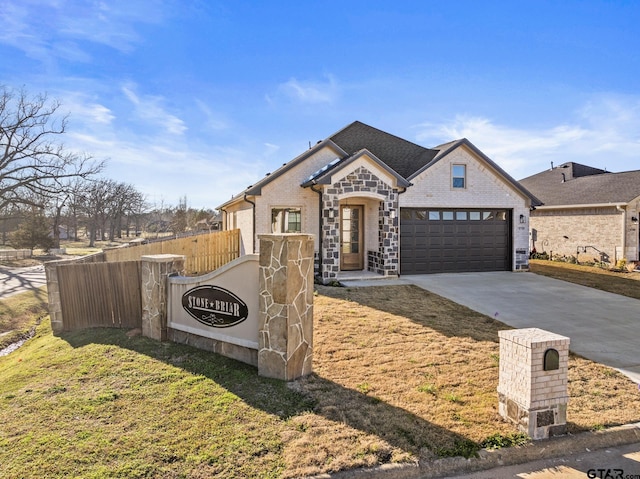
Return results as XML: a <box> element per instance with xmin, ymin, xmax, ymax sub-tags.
<box><xmin>219</xmin><ymin>121</ymin><xmax>540</xmax><ymax>283</ymax></box>
<box><xmin>519</xmin><ymin>162</ymin><xmax>640</xmax><ymax>264</ymax></box>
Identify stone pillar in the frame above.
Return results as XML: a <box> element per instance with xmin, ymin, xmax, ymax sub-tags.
<box><xmin>141</xmin><ymin>254</ymin><xmax>185</xmax><ymax>341</ymax></box>
<box><xmin>498</xmin><ymin>328</ymin><xmax>570</xmax><ymax>440</ymax></box>
<box><xmin>258</xmin><ymin>234</ymin><xmax>314</xmax><ymax>380</ymax></box>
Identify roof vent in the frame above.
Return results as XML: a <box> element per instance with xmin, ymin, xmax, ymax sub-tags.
<box><xmin>561</xmin><ymin>173</ymin><xmax>566</xmax><ymax>183</ymax></box>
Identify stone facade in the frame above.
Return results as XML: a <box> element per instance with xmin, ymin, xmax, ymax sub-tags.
<box><xmin>498</xmin><ymin>328</ymin><xmax>570</xmax><ymax>440</ymax></box>
<box><xmin>320</xmin><ymin>166</ymin><xmax>399</xmax><ymax>282</ymax></box>
<box><xmin>141</xmin><ymin>254</ymin><xmax>186</xmax><ymax>341</ymax></box>
<box><xmin>258</xmin><ymin>234</ymin><xmax>314</xmax><ymax>380</ymax></box>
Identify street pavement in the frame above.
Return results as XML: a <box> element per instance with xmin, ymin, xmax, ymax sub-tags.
<box><xmin>0</xmin><ymin>264</ymin><xmax>47</xmax><ymax>299</ymax></box>
<box><xmin>448</xmin><ymin>441</ymin><xmax>640</xmax><ymax>478</ymax></box>
<box><xmin>341</xmin><ymin>271</ymin><xmax>640</xmax><ymax>384</ymax></box>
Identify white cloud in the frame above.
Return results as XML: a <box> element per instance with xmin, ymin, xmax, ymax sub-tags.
<box><xmin>62</xmin><ymin>94</ymin><xmax>115</xmax><ymax>125</ymax></box>
<box><xmin>195</xmin><ymin>99</ymin><xmax>229</xmax><ymax>131</ymax></box>
<box><xmin>415</xmin><ymin>95</ymin><xmax>640</xmax><ymax>179</ymax></box>
<box><xmin>277</xmin><ymin>75</ymin><xmax>339</xmax><ymax>104</ymax></box>
<box><xmin>122</xmin><ymin>84</ymin><xmax>187</xmax><ymax>135</ymax></box>
<box><xmin>0</xmin><ymin>0</ymin><xmax>166</xmax><ymax>64</ymax></box>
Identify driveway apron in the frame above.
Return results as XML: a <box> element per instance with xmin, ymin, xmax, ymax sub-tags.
<box><xmin>342</xmin><ymin>272</ymin><xmax>640</xmax><ymax>384</ymax></box>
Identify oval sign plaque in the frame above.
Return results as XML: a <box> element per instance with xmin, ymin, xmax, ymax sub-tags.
<box><xmin>182</xmin><ymin>285</ymin><xmax>248</xmax><ymax>328</ymax></box>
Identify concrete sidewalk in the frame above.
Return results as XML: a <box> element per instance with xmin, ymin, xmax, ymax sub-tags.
<box><xmin>341</xmin><ymin>271</ymin><xmax>640</xmax><ymax>384</ymax></box>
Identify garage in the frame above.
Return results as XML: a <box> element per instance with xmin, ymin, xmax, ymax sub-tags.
<box><xmin>400</xmin><ymin>208</ymin><xmax>511</xmax><ymax>274</ymax></box>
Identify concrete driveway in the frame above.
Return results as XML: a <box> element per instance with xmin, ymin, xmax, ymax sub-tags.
<box><xmin>342</xmin><ymin>272</ymin><xmax>640</xmax><ymax>384</ymax></box>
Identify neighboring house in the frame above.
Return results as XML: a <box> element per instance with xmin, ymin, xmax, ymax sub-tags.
<box><xmin>519</xmin><ymin>162</ymin><xmax>640</xmax><ymax>264</ymax></box>
<box><xmin>195</xmin><ymin>212</ymin><xmax>223</xmax><ymax>232</ymax></box>
<box><xmin>219</xmin><ymin>121</ymin><xmax>540</xmax><ymax>283</ymax></box>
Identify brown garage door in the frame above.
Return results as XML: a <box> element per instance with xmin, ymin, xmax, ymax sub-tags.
<box><xmin>400</xmin><ymin>209</ymin><xmax>511</xmax><ymax>274</ymax></box>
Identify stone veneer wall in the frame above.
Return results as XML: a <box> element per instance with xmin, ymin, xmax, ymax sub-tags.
<box><xmin>45</xmin><ymin>252</ymin><xmax>106</xmax><ymax>334</ymax></box>
<box><xmin>320</xmin><ymin>166</ymin><xmax>399</xmax><ymax>282</ymax></box>
<box><xmin>258</xmin><ymin>234</ymin><xmax>314</xmax><ymax>380</ymax></box>
<box><xmin>141</xmin><ymin>254</ymin><xmax>186</xmax><ymax>341</ymax></box>
<box><xmin>498</xmin><ymin>328</ymin><xmax>570</xmax><ymax>440</ymax></box>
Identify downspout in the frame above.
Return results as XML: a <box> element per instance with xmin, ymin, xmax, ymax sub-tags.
<box><xmin>243</xmin><ymin>195</ymin><xmax>256</xmax><ymax>253</ymax></box>
<box><xmin>310</xmin><ymin>183</ymin><xmax>323</xmax><ymax>280</ymax></box>
<box><xmin>616</xmin><ymin>205</ymin><xmax>626</xmax><ymax>263</ymax></box>
<box><xmin>396</xmin><ymin>186</ymin><xmax>409</xmax><ymax>277</ymax></box>
<box><xmin>220</xmin><ymin>207</ymin><xmax>227</xmax><ymax>230</ymax></box>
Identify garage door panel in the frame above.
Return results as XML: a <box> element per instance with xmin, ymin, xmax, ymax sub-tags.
<box><xmin>401</xmin><ymin>208</ymin><xmax>511</xmax><ymax>274</ymax></box>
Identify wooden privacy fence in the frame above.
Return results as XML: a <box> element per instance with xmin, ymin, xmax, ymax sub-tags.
<box><xmin>103</xmin><ymin>229</ymin><xmax>240</xmax><ymax>275</ymax></box>
<box><xmin>57</xmin><ymin>261</ymin><xmax>142</xmax><ymax>331</ymax></box>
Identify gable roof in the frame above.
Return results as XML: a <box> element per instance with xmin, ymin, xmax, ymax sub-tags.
<box><xmin>408</xmin><ymin>138</ymin><xmax>542</xmax><ymax>206</ymax></box>
<box><xmin>218</xmin><ymin>120</ymin><xmax>541</xmax><ymax>208</ymax></box>
<box><xmin>519</xmin><ymin>162</ymin><xmax>640</xmax><ymax>206</ymax></box>
<box><xmin>301</xmin><ymin>148</ymin><xmax>411</xmax><ymax>188</ymax></box>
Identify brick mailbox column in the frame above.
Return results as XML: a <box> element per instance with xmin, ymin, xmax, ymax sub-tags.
<box><xmin>141</xmin><ymin>254</ymin><xmax>186</xmax><ymax>341</ymax></box>
<box><xmin>498</xmin><ymin>328</ymin><xmax>570</xmax><ymax>440</ymax></box>
<box><xmin>258</xmin><ymin>234</ymin><xmax>314</xmax><ymax>381</ymax></box>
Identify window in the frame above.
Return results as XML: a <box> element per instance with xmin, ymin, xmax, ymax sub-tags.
<box><xmin>452</xmin><ymin>164</ymin><xmax>466</xmax><ymax>189</ymax></box>
<box><xmin>271</xmin><ymin>208</ymin><xmax>302</xmax><ymax>233</ymax></box>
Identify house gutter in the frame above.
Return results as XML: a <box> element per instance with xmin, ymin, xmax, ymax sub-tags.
<box><xmin>243</xmin><ymin>195</ymin><xmax>256</xmax><ymax>253</ymax></box>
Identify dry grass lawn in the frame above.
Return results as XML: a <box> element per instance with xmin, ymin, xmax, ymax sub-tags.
<box><xmin>281</xmin><ymin>284</ymin><xmax>640</xmax><ymax>477</ymax></box>
<box><xmin>2</xmin><ymin>260</ymin><xmax>639</xmax><ymax>477</ymax></box>
<box><xmin>530</xmin><ymin>260</ymin><xmax>640</xmax><ymax>300</ymax></box>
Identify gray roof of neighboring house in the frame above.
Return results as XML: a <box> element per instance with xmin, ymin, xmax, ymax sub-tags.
<box><xmin>519</xmin><ymin>162</ymin><xmax>640</xmax><ymax>206</ymax></box>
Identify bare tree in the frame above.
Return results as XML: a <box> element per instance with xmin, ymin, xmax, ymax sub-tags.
<box><xmin>0</xmin><ymin>86</ymin><xmax>103</xmax><ymax>211</ymax></box>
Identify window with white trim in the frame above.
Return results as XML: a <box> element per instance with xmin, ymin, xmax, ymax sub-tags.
<box><xmin>452</xmin><ymin>164</ymin><xmax>466</xmax><ymax>189</ymax></box>
<box><xmin>271</xmin><ymin>208</ymin><xmax>302</xmax><ymax>233</ymax></box>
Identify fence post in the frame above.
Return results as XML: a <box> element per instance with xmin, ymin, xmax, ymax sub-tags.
<box><xmin>141</xmin><ymin>254</ymin><xmax>186</xmax><ymax>341</ymax></box>
<box><xmin>44</xmin><ymin>261</ymin><xmax>65</xmax><ymax>334</ymax></box>
<box><xmin>257</xmin><ymin>234</ymin><xmax>314</xmax><ymax>380</ymax></box>
<box><xmin>44</xmin><ymin>252</ymin><xmax>106</xmax><ymax>335</ymax></box>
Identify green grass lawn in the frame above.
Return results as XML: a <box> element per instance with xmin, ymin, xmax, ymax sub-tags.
<box><xmin>1</xmin><ymin>320</ymin><xmax>312</xmax><ymax>478</ymax></box>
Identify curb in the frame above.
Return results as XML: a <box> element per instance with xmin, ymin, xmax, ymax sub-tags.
<box><xmin>306</xmin><ymin>422</ymin><xmax>640</xmax><ymax>479</ymax></box>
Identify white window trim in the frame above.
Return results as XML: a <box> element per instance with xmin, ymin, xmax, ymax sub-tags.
<box><xmin>451</xmin><ymin>164</ymin><xmax>467</xmax><ymax>190</ymax></box>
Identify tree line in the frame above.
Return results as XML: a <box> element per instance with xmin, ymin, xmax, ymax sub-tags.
<box><xmin>0</xmin><ymin>86</ymin><xmax>216</xmax><ymax>251</ymax></box>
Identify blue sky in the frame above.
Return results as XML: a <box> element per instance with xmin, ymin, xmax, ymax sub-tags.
<box><xmin>2</xmin><ymin>0</ymin><xmax>640</xmax><ymax>209</ymax></box>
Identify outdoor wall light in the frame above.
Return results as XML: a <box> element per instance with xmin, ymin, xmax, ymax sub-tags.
<box><xmin>632</xmin><ymin>216</ymin><xmax>639</xmax><ymax>223</ymax></box>
<box><xmin>519</xmin><ymin>214</ymin><xmax>526</xmax><ymax>224</ymax></box>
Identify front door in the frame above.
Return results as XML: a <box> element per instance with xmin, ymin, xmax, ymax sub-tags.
<box><xmin>340</xmin><ymin>205</ymin><xmax>364</xmax><ymax>270</ymax></box>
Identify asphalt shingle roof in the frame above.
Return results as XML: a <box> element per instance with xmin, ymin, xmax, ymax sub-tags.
<box><xmin>519</xmin><ymin>162</ymin><xmax>640</xmax><ymax>206</ymax></box>
<box><xmin>329</xmin><ymin>121</ymin><xmax>439</xmax><ymax>179</ymax></box>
